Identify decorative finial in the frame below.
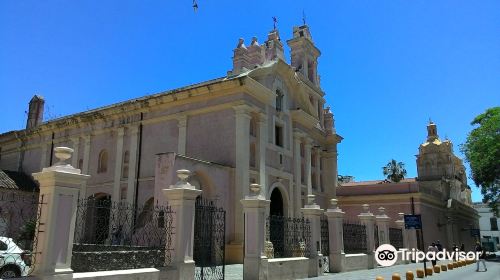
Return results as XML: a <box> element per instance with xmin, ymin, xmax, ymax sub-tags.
<box><xmin>272</xmin><ymin>16</ymin><xmax>278</xmax><ymax>30</ymax></box>
<box><xmin>362</xmin><ymin>204</ymin><xmax>370</xmax><ymax>213</ymax></box>
<box><xmin>53</xmin><ymin>147</ymin><xmax>74</xmax><ymax>166</ymax></box>
<box><xmin>250</xmin><ymin>184</ymin><xmax>261</xmax><ymax>196</ymax></box>
<box><xmin>378</xmin><ymin>207</ymin><xmax>386</xmax><ymax>215</ymax></box>
<box><xmin>307</xmin><ymin>194</ymin><xmax>316</xmax><ymax>205</ymax></box>
<box><xmin>302</xmin><ymin>10</ymin><xmax>306</xmax><ymax>26</ymax></box>
<box><xmin>192</xmin><ymin>0</ymin><xmax>198</xmax><ymax>12</ymax></box>
<box><xmin>175</xmin><ymin>169</ymin><xmax>192</xmax><ymax>188</ymax></box>
<box><xmin>330</xmin><ymin>198</ymin><xmax>338</xmax><ymax>209</ymax></box>
<box><xmin>251</xmin><ymin>37</ymin><xmax>258</xmax><ymax>46</ymax></box>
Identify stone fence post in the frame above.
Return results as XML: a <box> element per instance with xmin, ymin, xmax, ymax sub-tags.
<box><xmin>162</xmin><ymin>170</ymin><xmax>201</xmax><ymax>280</ymax></box>
<box><xmin>395</xmin><ymin>213</ymin><xmax>410</xmax><ymax>263</ymax></box>
<box><xmin>241</xmin><ymin>184</ymin><xmax>270</xmax><ymax>280</ymax></box>
<box><xmin>375</xmin><ymin>207</ymin><xmax>390</xmax><ymax>246</ymax></box>
<box><xmin>31</xmin><ymin>147</ymin><xmax>90</xmax><ymax>280</ymax></box>
<box><xmin>324</xmin><ymin>199</ymin><xmax>346</xmax><ymax>272</ymax></box>
<box><xmin>301</xmin><ymin>195</ymin><xmax>324</xmax><ymax>277</ymax></box>
<box><xmin>358</xmin><ymin>204</ymin><xmax>376</xmax><ymax>269</ymax></box>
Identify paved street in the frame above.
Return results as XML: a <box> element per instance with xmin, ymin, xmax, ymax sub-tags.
<box><xmin>305</xmin><ymin>261</ymin><xmax>500</xmax><ymax>280</ymax></box>
<box><xmin>226</xmin><ymin>261</ymin><xmax>500</xmax><ymax>280</ymax></box>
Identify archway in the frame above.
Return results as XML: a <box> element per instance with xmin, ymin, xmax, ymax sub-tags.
<box><xmin>270</xmin><ymin>188</ymin><xmax>284</xmax><ymax>217</ymax></box>
<box><xmin>84</xmin><ymin>193</ymin><xmax>111</xmax><ymax>244</ymax></box>
<box><xmin>269</xmin><ymin>188</ymin><xmax>285</xmax><ymax>257</ymax></box>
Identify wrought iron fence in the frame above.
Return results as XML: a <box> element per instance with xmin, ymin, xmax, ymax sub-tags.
<box><xmin>342</xmin><ymin>221</ymin><xmax>367</xmax><ymax>254</ymax></box>
<box><xmin>389</xmin><ymin>227</ymin><xmax>403</xmax><ymax>249</ymax></box>
<box><xmin>320</xmin><ymin>215</ymin><xmax>330</xmax><ymax>273</ymax></box>
<box><xmin>265</xmin><ymin>215</ymin><xmax>311</xmax><ymax>258</ymax></box>
<box><xmin>0</xmin><ymin>192</ymin><xmax>42</xmax><ymax>278</ymax></box>
<box><xmin>72</xmin><ymin>197</ymin><xmax>174</xmax><ymax>272</ymax></box>
<box><xmin>194</xmin><ymin>196</ymin><xmax>226</xmax><ymax>280</ymax></box>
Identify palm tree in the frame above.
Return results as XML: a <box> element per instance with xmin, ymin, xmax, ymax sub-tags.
<box><xmin>382</xmin><ymin>159</ymin><xmax>407</xmax><ymax>182</ymax></box>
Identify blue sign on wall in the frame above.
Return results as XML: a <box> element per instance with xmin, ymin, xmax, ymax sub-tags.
<box><xmin>470</xmin><ymin>229</ymin><xmax>480</xmax><ymax>237</ymax></box>
<box><xmin>404</xmin><ymin>214</ymin><xmax>422</xmax><ymax>229</ymax></box>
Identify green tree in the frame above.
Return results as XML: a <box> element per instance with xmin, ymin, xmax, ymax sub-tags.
<box><xmin>460</xmin><ymin>107</ymin><xmax>500</xmax><ymax>213</ymax></box>
<box><xmin>382</xmin><ymin>159</ymin><xmax>407</xmax><ymax>182</ymax></box>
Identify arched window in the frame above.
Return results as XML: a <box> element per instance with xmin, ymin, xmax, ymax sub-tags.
<box><xmin>122</xmin><ymin>151</ymin><xmax>129</xmax><ymax>178</ymax></box>
<box><xmin>97</xmin><ymin>150</ymin><xmax>108</xmax><ymax>173</ymax></box>
<box><xmin>276</xmin><ymin>89</ymin><xmax>284</xmax><ymax>112</ymax></box>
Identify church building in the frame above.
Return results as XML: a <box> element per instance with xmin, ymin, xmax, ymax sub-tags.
<box><xmin>337</xmin><ymin>121</ymin><xmax>478</xmax><ymax>250</ymax></box>
<box><xmin>0</xmin><ymin>25</ymin><xmax>342</xmax><ymax>263</ymax></box>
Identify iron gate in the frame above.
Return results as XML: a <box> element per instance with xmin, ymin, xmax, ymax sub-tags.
<box><xmin>389</xmin><ymin>227</ymin><xmax>403</xmax><ymax>249</ymax></box>
<box><xmin>343</xmin><ymin>221</ymin><xmax>367</xmax><ymax>253</ymax></box>
<box><xmin>194</xmin><ymin>196</ymin><xmax>226</xmax><ymax>280</ymax></box>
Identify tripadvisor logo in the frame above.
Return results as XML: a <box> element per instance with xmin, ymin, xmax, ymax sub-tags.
<box><xmin>375</xmin><ymin>244</ymin><xmax>398</xmax><ymax>266</ymax></box>
<box><xmin>375</xmin><ymin>244</ymin><xmax>481</xmax><ymax>267</ymax></box>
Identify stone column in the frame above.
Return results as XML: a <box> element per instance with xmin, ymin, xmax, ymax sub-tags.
<box><xmin>304</xmin><ymin>138</ymin><xmax>313</xmax><ymax>197</ymax></box>
<box><xmin>126</xmin><ymin>125</ymin><xmax>139</xmax><ymax>205</ymax></box>
<box><xmin>31</xmin><ymin>147</ymin><xmax>90</xmax><ymax>279</ymax></box>
<box><xmin>162</xmin><ymin>170</ymin><xmax>201</xmax><ymax>280</ymax></box>
<box><xmin>358</xmin><ymin>204</ymin><xmax>376</xmax><ymax>269</ymax></box>
<box><xmin>81</xmin><ymin>135</ymin><xmax>91</xmax><ymax>198</ymax></box>
<box><xmin>301</xmin><ymin>195</ymin><xmax>324</xmax><ymax>277</ymax></box>
<box><xmin>40</xmin><ymin>142</ymin><xmax>48</xmax><ymax>169</ymax></box>
<box><xmin>112</xmin><ymin>127</ymin><xmax>125</xmax><ymax>202</ymax></box>
<box><xmin>258</xmin><ymin>114</ymin><xmax>268</xmax><ymax>196</ymax></box>
<box><xmin>241</xmin><ymin>184</ymin><xmax>270</xmax><ymax>280</ymax></box>
<box><xmin>322</xmin><ymin>146</ymin><xmax>338</xmax><ymax>199</ymax></box>
<box><xmin>70</xmin><ymin>137</ymin><xmax>79</xmax><ymax>168</ymax></box>
<box><xmin>375</xmin><ymin>207</ymin><xmax>390</xmax><ymax>246</ymax></box>
<box><xmin>314</xmin><ymin>148</ymin><xmax>321</xmax><ymax>191</ymax></box>
<box><xmin>234</xmin><ymin>105</ymin><xmax>251</xmax><ymax>243</ymax></box>
<box><xmin>325</xmin><ymin>199</ymin><xmax>346</xmax><ymax>272</ymax></box>
<box><xmin>177</xmin><ymin>115</ymin><xmax>187</xmax><ymax>155</ymax></box>
<box><xmin>293</xmin><ymin>131</ymin><xmax>303</xmax><ymax>216</ymax></box>
<box><xmin>446</xmin><ymin>216</ymin><xmax>455</xmax><ymax>249</ymax></box>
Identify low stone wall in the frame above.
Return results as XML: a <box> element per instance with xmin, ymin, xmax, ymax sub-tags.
<box><xmin>260</xmin><ymin>257</ymin><xmax>309</xmax><ymax>280</ymax></box>
<box><xmin>71</xmin><ymin>244</ymin><xmax>165</xmax><ymax>272</ymax></box>
<box><xmin>73</xmin><ymin>268</ymin><xmax>161</xmax><ymax>280</ymax></box>
<box><xmin>344</xmin><ymin>253</ymin><xmax>369</xmax><ymax>271</ymax></box>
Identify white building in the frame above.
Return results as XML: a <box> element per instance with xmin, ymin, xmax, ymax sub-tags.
<box><xmin>473</xmin><ymin>202</ymin><xmax>499</xmax><ymax>251</ymax></box>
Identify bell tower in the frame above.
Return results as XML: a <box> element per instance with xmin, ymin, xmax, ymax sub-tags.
<box><xmin>286</xmin><ymin>25</ymin><xmax>321</xmax><ymax>86</ymax></box>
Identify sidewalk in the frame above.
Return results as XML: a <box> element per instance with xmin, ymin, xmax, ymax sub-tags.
<box><xmin>225</xmin><ymin>260</ymin><xmax>500</xmax><ymax>280</ymax></box>
<box><xmin>303</xmin><ymin>261</ymin><xmax>500</xmax><ymax>280</ymax></box>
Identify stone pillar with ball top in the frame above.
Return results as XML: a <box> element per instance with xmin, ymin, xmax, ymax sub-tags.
<box><xmin>358</xmin><ymin>204</ymin><xmax>376</xmax><ymax>269</ymax></box>
<box><xmin>301</xmin><ymin>194</ymin><xmax>324</xmax><ymax>277</ymax></box>
<box><xmin>324</xmin><ymin>199</ymin><xmax>346</xmax><ymax>272</ymax></box>
<box><xmin>31</xmin><ymin>147</ymin><xmax>90</xmax><ymax>280</ymax></box>
<box><xmin>241</xmin><ymin>184</ymin><xmax>270</xmax><ymax>280</ymax></box>
<box><xmin>161</xmin><ymin>169</ymin><xmax>201</xmax><ymax>280</ymax></box>
<box><xmin>375</xmin><ymin>207</ymin><xmax>390</xmax><ymax>246</ymax></box>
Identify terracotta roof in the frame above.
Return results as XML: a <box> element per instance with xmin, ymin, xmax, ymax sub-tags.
<box><xmin>341</xmin><ymin>178</ymin><xmax>416</xmax><ymax>187</ymax></box>
<box><xmin>0</xmin><ymin>170</ymin><xmax>39</xmax><ymax>192</ymax></box>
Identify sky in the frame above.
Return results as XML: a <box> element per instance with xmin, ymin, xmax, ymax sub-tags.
<box><xmin>1</xmin><ymin>1</ymin><xmax>499</xmax><ymax>202</ymax></box>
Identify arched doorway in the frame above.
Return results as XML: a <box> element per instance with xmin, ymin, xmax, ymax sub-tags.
<box><xmin>269</xmin><ymin>188</ymin><xmax>285</xmax><ymax>257</ymax></box>
<box><xmin>84</xmin><ymin>193</ymin><xmax>111</xmax><ymax>244</ymax></box>
<box><xmin>270</xmin><ymin>188</ymin><xmax>284</xmax><ymax>217</ymax></box>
